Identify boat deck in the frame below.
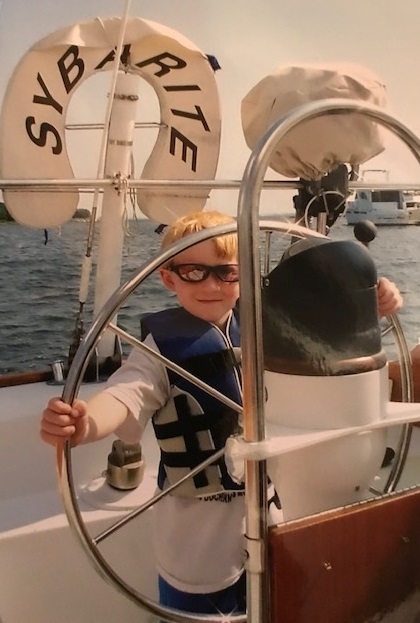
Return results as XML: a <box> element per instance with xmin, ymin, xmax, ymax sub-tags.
<box><xmin>0</xmin><ymin>379</ymin><xmax>160</xmax><ymax>623</ymax></box>
<box><xmin>0</xmin><ymin>377</ymin><xmax>419</xmax><ymax>623</ymax></box>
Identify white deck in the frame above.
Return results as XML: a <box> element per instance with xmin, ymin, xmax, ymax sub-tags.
<box><xmin>0</xmin><ymin>379</ymin><xmax>419</xmax><ymax>623</ymax></box>
<box><xmin>0</xmin><ymin>380</ymin><xmax>160</xmax><ymax>623</ymax></box>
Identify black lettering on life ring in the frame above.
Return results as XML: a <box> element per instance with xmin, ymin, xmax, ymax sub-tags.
<box><xmin>58</xmin><ymin>46</ymin><xmax>85</xmax><ymax>94</ymax></box>
<box><xmin>32</xmin><ymin>74</ymin><xmax>63</xmax><ymax>113</ymax></box>
<box><xmin>169</xmin><ymin>127</ymin><xmax>198</xmax><ymax>171</ymax></box>
<box><xmin>170</xmin><ymin>105</ymin><xmax>210</xmax><ymax>132</ymax></box>
<box><xmin>25</xmin><ymin>117</ymin><xmax>62</xmax><ymax>154</ymax></box>
<box><xmin>136</xmin><ymin>52</ymin><xmax>187</xmax><ymax>77</ymax></box>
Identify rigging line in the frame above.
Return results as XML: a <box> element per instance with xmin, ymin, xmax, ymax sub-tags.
<box><xmin>128</xmin><ymin>149</ymin><xmax>139</xmax><ymax>222</ymax></box>
<box><xmin>121</xmin><ymin>175</ymin><xmax>131</xmax><ymax>236</ymax></box>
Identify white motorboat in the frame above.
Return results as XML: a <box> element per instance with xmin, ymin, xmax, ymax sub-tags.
<box><xmin>1</xmin><ymin>3</ymin><xmax>420</xmax><ymax>623</ymax></box>
<box><xmin>345</xmin><ymin>188</ymin><xmax>420</xmax><ymax>226</ymax></box>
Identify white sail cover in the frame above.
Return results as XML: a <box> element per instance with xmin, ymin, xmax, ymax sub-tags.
<box><xmin>241</xmin><ymin>63</ymin><xmax>387</xmax><ymax>180</ymax></box>
<box><xmin>0</xmin><ymin>17</ymin><xmax>221</xmax><ymax>227</ymax></box>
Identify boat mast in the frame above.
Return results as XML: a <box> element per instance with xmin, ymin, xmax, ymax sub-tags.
<box><xmin>93</xmin><ymin>72</ymin><xmax>138</xmax><ymax>358</ymax></box>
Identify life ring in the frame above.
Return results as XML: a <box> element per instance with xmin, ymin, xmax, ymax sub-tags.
<box><xmin>0</xmin><ymin>17</ymin><xmax>221</xmax><ymax>228</ymax></box>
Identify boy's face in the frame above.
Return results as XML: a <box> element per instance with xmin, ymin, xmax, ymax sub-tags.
<box><xmin>160</xmin><ymin>239</ymin><xmax>239</xmax><ymax>328</ymax></box>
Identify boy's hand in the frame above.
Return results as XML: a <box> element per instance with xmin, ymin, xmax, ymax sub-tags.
<box><xmin>40</xmin><ymin>397</ymin><xmax>88</xmax><ymax>447</ymax></box>
<box><xmin>377</xmin><ymin>277</ymin><xmax>403</xmax><ymax>317</ymax></box>
<box><xmin>411</xmin><ymin>344</ymin><xmax>420</xmax><ymax>364</ymax></box>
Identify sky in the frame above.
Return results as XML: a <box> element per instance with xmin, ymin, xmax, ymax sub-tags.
<box><xmin>1</xmin><ymin>0</ymin><xmax>420</xmax><ymax>217</ymax></box>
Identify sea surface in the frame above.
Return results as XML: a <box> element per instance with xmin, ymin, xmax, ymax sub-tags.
<box><xmin>0</xmin><ymin>217</ymin><xmax>419</xmax><ymax>374</ymax></box>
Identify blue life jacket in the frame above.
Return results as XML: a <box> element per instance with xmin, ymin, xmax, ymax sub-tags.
<box><xmin>141</xmin><ymin>306</ymin><xmax>244</xmax><ymax>498</ymax></box>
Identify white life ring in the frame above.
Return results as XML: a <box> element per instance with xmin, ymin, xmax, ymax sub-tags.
<box><xmin>0</xmin><ymin>17</ymin><xmax>221</xmax><ymax>228</ymax></box>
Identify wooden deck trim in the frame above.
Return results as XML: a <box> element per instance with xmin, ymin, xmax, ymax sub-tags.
<box><xmin>269</xmin><ymin>487</ymin><xmax>420</xmax><ymax>623</ymax></box>
<box><xmin>0</xmin><ymin>369</ymin><xmax>53</xmax><ymax>388</ymax></box>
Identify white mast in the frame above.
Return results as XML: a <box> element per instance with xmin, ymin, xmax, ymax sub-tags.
<box><xmin>93</xmin><ymin>72</ymin><xmax>139</xmax><ymax>358</ymax></box>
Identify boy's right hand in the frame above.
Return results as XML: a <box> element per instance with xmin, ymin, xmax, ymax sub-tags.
<box><xmin>40</xmin><ymin>397</ymin><xmax>88</xmax><ymax>447</ymax></box>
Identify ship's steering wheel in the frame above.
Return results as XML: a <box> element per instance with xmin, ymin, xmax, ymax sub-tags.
<box><xmin>57</xmin><ymin>217</ymin><xmax>414</xmax><ymax>622</ymax></box>
<box><xmin>56</xmin><ymin>219</ymin><xmax>333</xmax><ymax>623</ymax></box>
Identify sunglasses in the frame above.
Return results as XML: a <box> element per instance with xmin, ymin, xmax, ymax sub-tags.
<box><xmin>169</xmin><ymin>263</ymin><xmax>240</xmax><ymax>283</ymax></box>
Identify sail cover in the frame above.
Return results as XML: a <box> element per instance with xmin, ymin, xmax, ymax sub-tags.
<box><xmin>0</xmin><ymin>17</ymin><xmax>221</xmax><ymax>227</ymax></box>
<box><xmin>241</xmin><ymin>63</ymin><xmax>387</xmax><ymax>180</ymax></box>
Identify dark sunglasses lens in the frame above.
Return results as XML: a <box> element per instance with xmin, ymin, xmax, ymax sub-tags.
<box><xmin>216</xmin><ymin>265</ymin><xmax>239</xmax><ymax>282</ymax></box>
<box><xmin>212</xmin><ymin>264</ymin><xmax>239</xmax><ymax>281</ymax></box>
<box><xmin>176</xmin><ymin>265</ymin><xmax>208</xmax><ymax>282</ymax></box>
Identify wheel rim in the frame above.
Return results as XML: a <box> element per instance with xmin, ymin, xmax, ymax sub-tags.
<box><xmin>57</xmin><ymin>219</ymin><xmax>326</xmax><ymax>622</ymax></box>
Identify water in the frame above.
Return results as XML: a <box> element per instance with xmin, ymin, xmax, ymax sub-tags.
<box><xmin>0</xmin><ymin>217</ymin><xmax>418</xmax><ymax>374</ymax></box>
<box><xmin>0</xmin><ymin>219</ymin><xmax>171</xmax><ymax>374</ymax></box>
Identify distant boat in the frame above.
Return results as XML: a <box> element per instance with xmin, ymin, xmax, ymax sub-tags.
<box><xmin>345</xmin><ymin>188</ymin><xmax>420</xmax><ymax>225</ymax></box>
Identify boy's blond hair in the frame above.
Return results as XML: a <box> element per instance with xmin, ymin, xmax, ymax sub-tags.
<box><xmin>161</xmin><ymin>210</ymin><xmax>237</xmax><ymax>261</ymax></box>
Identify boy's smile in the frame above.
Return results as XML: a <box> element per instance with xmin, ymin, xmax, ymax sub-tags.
<box><xmin>160</xmin><ymin>239</ymin><xmax>239</xmax><ymax>328</ymax></box>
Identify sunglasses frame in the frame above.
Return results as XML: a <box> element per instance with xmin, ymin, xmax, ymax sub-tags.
<box><xmin>168</xmin><ymin>263</ymin><xmax>240</xmax><ymax>283</ymax></box>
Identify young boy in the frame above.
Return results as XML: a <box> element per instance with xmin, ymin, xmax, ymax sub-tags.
<box><xmin>41</xmin><ymin>210</ymin><xmax>247</xmax><ymax>614</ymax></box>
<box><xmin>40</xmin><ymin>210</ymin><xmax>402</xmax><ymax>614</ymax></box>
